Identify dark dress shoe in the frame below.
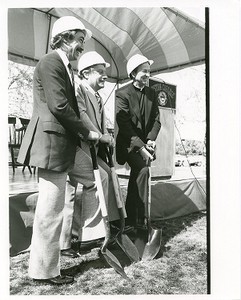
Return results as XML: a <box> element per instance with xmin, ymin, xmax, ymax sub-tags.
<box><xmin>61</xmin><ymin>248</ymin><xmax>79</xmax><ymax>258</ymax></box>
<box><xmin>136</xmin><ymin>223</ymin><xmax>148</xmax><ymax>231</ymax></box>
<box><xmin>34</xmin><ymin>275</ymin><xmax>74</xmax><ymax>285</ymax></box>
<box><xmin>122</xmin><ymin>225</ymin><xmax>135</xmax><ymax>234</ymax></box>
<box><xmin>110</xmin><ymin>224</ymin><xmax>135</xmax><ymax>234</ymax></box>
<box><xmin>78</xmin><ymin>238</ymin><xmax>104</xmax><ymax>253</ymax></box>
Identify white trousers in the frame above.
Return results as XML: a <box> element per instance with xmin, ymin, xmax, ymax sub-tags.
<box><xmin>28</xmin><ymin>168</ymin><xmax>67</xmax><ymax>279</ymax></box>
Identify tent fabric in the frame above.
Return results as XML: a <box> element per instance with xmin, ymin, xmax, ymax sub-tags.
<box><xmin>8</xmin><ymin>7</ymin><xmax>205</xmax><ymax>81</ymax></box>
<box><xmin>9</xmin><ymin>177</ymin><xmax>206</xmax><ymax>257</ymax></box>
<box><xmin>151</xmin><ymin>178</ymin><xmax>206</xmax><ymax>221</ymax></box>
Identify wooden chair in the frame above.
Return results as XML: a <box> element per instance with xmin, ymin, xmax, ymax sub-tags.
<box><xmin>19</xmin><ymin>117</ymin><xmax>30</xmax><ymax>127</ymax></box>
<box><xmin>19</xmin><ymin>117</ymin><xmax>37</xmax><ymax>174</ymax></box>
<box><xmin>8</xmin><ymin>117</ymin><xmax>33</xmax><ymax>174</ymax></box>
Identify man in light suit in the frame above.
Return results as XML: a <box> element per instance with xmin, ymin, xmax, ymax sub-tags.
<box><xmin>61</xmin><ymin>51</ymin><xmax>124</xmax><ymax>253</ymax></box>
<box><xmin>115</xmin><ymin>54</ymin><xmax>161</xmax><ymax>229</ymax></box>
<box><xmin>17</xmin><ymin>17</ymin><xmax>99</xmax><ymax>285</ymax></box>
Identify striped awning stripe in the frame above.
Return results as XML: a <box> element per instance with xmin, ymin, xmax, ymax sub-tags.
<box><xmin>8</xmin><ymin>7</ymin><xmax>205</xmax><ymax>81</ymax></box>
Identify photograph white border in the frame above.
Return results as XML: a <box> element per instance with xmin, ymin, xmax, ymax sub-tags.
<box><xmin>1</xmin><ymin>0</ymin><xmax>240</xmax><ymax>299</ymax></box>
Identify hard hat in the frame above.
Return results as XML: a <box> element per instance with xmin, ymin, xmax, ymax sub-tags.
<box><xmin>78</xmin><ymin>51</ymin><xmax>110</xmax><ymax>73</ymax></box>
<box><xmin>127</xmin><ymin>54</ymin><xmax>153</xmax><ymax>76</ymax></box>
<box><xmin>51</xmin><ymin>16</ymin><xmax>92</xmax><ymax>40</ymax></box>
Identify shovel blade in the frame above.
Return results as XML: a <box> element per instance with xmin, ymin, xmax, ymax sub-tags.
<box><xmin>101</xmin><ymin>248</ymin><xmax>129</xmax><ymax>279</ymax></box>
<box><xmin>142</xmin><ymin>229</ymin><xmax>162</xmax><ymax>260</ymax></box>
<box><xmin>132</xmin><ymin>228</ymin><xmax>148</xmax><ymax>258</ymax></box>
<box><xmin>116</xmin><ymin>233</ymin><xmax>140</xmax><ymax>262</ymax></box>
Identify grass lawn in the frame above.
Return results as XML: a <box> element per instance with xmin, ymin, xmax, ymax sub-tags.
<box><xmin>10</xmin><ymin>211</ymin><xmax>207</xmax><ymax>295</ymax></box>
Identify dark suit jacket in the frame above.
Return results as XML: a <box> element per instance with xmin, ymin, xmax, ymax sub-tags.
<box><xmin>115</xmin><ymin>82</ymin><xmax>161</xmax><ymax>165</ymax></box>
<box><xmin>18</xmin><ymin>51</ymin><xmax>89</xmax><ymax>172</ymax></box>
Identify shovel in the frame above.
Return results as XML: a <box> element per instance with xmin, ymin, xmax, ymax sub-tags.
<box><xmin>105</xmin><ymin>146</ymin><xmax>140</xmax><ymax>263</ymax></box>
<box><xmin>141</xmin><ymin>159</ymin><xmax>162</xmax><ymax>260</ymax></box>
<box><xmin>89</xmin><ymin>142</ymin><xmax>128</xmax><ymax>279</ymax></box>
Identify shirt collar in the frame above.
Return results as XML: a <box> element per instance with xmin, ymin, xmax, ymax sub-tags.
<box><xmin>133</xmin><ymin>81</ymin><xmax>145</xmax><ymax>91</ymax></box>
<box><xmin>56</xmin><ymin>49</ymin><xmax>70</xmax><ymax>68</ymax></box>
<box><xmin>81</xmin><ymin>80</ymin><xmax>97</xmax><ymax>96</ymax></box>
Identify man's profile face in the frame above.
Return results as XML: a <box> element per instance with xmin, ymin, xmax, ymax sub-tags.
<box><xmin>134</xmin><ymin>62</ymin><xmax>151</xmax><ymax>87</ymax></box>
<box><xmin>67</xmin><ymin>31</ymin><xmax>86</xmax><ymax>61</ymax></box>
<box><xmin>88</xmin><ymin>64</ymin><xmax>108</xmax><ymax>91</ymax></box>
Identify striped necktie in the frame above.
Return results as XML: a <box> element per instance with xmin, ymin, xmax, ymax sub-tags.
<box><xmin>68</xmin><ymin>63</ymin><xmax>75</xmax><ymax>88</ymax></box>
<box><xmin>95</xmin><ymin>92</ymin><xmax>102</xmax><ymax>113</ymax></box>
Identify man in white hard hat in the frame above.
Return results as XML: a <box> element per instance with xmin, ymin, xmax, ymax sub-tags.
<box><xmin>115</xmin><ymin>54</ymin><xmax>161</xmax><ymax>229</ymax></box>
<box><xmin>18</xmin><ymin>16</ymin><xmax>99</xmax><ymax>285</ymax></box>
<box><xmin>61</xmin><ymin>51</ymin><xmax>126</xmax><ymax>252</ymax></box>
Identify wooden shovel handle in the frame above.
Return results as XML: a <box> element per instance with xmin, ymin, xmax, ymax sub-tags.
<box><xmin>105</xmin><ymin>146</ymin><xmax>125</xmax><ymax>210</ymax></box>
<box><xmin>89</xmin><ymin>142</ymin><xmax>108</xmax><ymax>217</ymax></box>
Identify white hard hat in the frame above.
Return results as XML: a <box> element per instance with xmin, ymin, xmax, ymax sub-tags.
<box><xmin>127</xmin><ymin>54</ymin><xmax>153</xmax><ymax>76</ymax></box>
<box><xmin>78</xmin><ymin>51</ymin><xmax>110</xmax><ymax>73</ymax></box>
<box><xmin>51</xmin><ymin>16</ymin><xmax>92</xmax><ymax>40</ymax></box>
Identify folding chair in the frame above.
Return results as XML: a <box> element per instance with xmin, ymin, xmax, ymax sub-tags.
<box><xmin>8</xmin><ymin>116</ymin><xmax>33</xmax><ymax>174</ymax></box>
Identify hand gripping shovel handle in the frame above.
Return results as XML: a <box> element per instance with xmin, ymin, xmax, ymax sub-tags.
<box><xmin>89</xmin><ymin>142</ymin><xmax>128</xmax><ymax>279</ymax></box>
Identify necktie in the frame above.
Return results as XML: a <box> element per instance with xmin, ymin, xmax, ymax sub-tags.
<box><xmin>95</xmin><ymin>92</ymin><xmax>102</xmax><ymax>113</ymax></box>
<box><xmin>68</xmin><ymin>63</ymin><xmax>75</xmax><ymax>89</ymax></box>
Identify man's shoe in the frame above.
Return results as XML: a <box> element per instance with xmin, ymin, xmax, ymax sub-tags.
<box><xmin>78</xmin><ymin>238</ymin><xmax>104</xmax><ymax>253</ymax></box>
<box><xmin>34</xmin><ymin>275</ymin><xmax>74</xmax><ymax>285</ymax></box>
<box><xmin>61</xmin><ymin>248</ymin><xmax>79</xmax><ymax>258</ymax></box>
<box><xmin>110</xmin><ymin>224</ymin><xmax>135</xmax><ymax>234</ymax></box>
<box><xmin>123</xmin><ymin>225</ymin><xmax>135</xmax><ymax>234</ymax></box>
<box><xmin>136</xmin><ymin>223</ymin><xmax>148</xmax><ymax>231</ymax></box>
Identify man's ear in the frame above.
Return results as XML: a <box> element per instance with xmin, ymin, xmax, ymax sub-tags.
<box><xmin>82</xmin><ymin>70</ymin><xmax>89</xmax><ymax>79</ymax></box>
<box><xmin>130</xmin><ymin>71</ymin><xmax>136</xmax><ymax>80</ymax></box>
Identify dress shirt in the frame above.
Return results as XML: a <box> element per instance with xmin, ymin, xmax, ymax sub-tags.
<box><xmin>56</xmin><ymin>49</ymin><xmax>74</xmax><ymax>86</ymax></box>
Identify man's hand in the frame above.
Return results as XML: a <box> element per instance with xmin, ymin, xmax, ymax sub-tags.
<box><xmin>146</xmin><ymin>140</ymin><xmax>156</xmax><ymax>157</ymax></box>
<box><xmin>138</xmin><ymin>146</ymin><xmax>154</xmax><ymax>164</ymax></box>
<box><xmin>147</xmin><ymin>140</ymin><xmax>156</xmax><ymax>149</ymax></box>
<box><xmin>87</xmin><ymin>131</ymin><xmax>101</xmax><ymax>141</ymax></box>
<box><xmin>100</xmin><ymin>134</ymin><xmax>115</xmax><ymax>147</ymax></box>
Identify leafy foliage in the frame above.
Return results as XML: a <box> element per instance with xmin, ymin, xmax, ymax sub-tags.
<box><xmin>176</xmin><ymin>139</ymin><xmax>206</xmax><ymax>155</ymax></box>
<box><xmin>8</xmin><ymin>61</ymin><xmax>34</xmax><ymax>118</ymax></box>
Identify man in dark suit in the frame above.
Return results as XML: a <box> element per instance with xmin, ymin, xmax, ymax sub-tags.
<box><xmin>115</xmin><ymin>54</ymin><xmax>161</xmax><ymax>228</ymax></box>
<box><xmin>17</xmin><ymin>16</ymin><xmax>99</xmax><ymax>285</ymax></box>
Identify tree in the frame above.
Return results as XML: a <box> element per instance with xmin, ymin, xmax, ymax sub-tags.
<box><xmin>8</xmin><ymin>61</ymin><xmax>34</xmax><ymax>118</ymax></box>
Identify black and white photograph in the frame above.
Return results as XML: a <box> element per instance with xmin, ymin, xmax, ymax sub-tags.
<box><xmin>0</xmin><ymin>1</ymin><xmax>240</xmax><ymax>299</ymax></box>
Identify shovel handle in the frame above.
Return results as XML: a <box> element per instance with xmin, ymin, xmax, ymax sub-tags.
<box><xmin>89</xmin><ymin>141</ymin><xmax>98</xmax><ymax>170</ymax></box>
<box><xmin>105</xmin><ymin>145</ymin><xmax>114</xmax><ymax>168</ymax></box>
<box><xmin>89</xmin><ymin>142</ymin><xmax>108</xmax><ymax>217</ymax></box>
<box><xmin>147</xmin><ymin>160</ymin><xmax>152</xmax><ymax>220</ymax></box>
<box><xmin>105</xmin><ymin>146</ymin><xmax>124</xmax><ymax>210</ymax></box>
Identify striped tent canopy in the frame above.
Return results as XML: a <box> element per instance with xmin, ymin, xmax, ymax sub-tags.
<box><xmin>8</xmin><ymin>7</ymin><xmax>205</xmax><ymax>82</ymax></box>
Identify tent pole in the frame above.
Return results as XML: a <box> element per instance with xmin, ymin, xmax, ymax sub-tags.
<box><xmin>45</xmin><ymin>14</ymin><xmax>52</xmax><ymax>54</ymax></box>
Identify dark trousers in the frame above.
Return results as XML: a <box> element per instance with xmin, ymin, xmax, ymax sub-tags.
<box><xmin>125</xmin><ymin>151</ymin><xmax>149</xmax><ymax>226</ymax></box>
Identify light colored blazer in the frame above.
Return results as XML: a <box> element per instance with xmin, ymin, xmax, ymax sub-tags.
<box><xmin>76</xmin><ymin>82</ymin><xmax>108</xmax><ymax>154</ymax></box>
